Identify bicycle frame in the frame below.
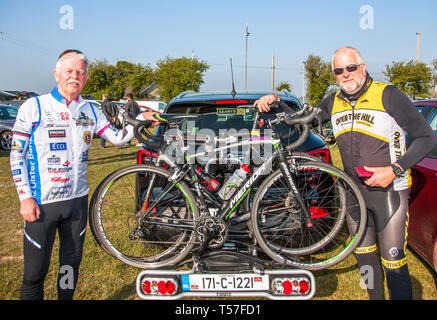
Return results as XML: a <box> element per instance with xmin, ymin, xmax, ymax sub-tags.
<box><xmin>140</xmin><ymin>117</ymin><xmax>313</xmax><ymax>229</ymax></box>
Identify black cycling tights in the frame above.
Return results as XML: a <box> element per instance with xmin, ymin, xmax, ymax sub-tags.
<box><xmin>347</xmin><ymin>187</ymin><xmax>412</xmax><ymax>300</ymax></box>
<box><xmin>20</xmin><ymin>195</ymin><xmax>88</xmax><ymax>300</ymax></box>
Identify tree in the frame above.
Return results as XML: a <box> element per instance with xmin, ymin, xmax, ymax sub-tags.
<box><xmin>275</xmin><ymin>81</ymin><xmax>292</xmax><ymax>92</ymax></box>
<box><xmin>82</xmin><ymin>59</ymin><xmax>112</xmax><ymax>99</ymax></box>
<box><xmin>154</xmin><ymin>56</ymin><xmax>209</xmax><ymax>102</ymax></box>
<box><xmin>82</xmin><ymin>60</ymin><xmax>154</xmax><ymax>100</ymax></box>
<box><xmin>383</xmin><ymin>60</ymin><xmax>433</xmax><ymax>99</ymax></box>
<box><xmin>303</xmin><ymin>55</ymin><xmax>336</xmax><ymax>105</ymax></box>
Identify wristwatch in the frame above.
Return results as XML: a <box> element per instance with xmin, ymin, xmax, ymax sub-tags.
<box><xmin>391</xmin><ymin>164</ymin><xmax>403</xmax><ymax>178</ymax></box>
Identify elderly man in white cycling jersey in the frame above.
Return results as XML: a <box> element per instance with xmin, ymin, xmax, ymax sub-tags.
<box><xmin>10</xmin><ymin>49</ymin><xmax>159</xmax><ymax>300</ymax></box>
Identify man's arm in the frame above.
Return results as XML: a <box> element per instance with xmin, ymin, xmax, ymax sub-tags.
<box><xmin>10</xmin><ymin>99</ymin><xmax>41</xmax><ymax>221</ymax></box>
<box><xmin>97</xmin><ymin>111</ymin><xmax>160</xmax><ymax>146</ymax></box>
<box><xmin>383</xmin><ymin>85</ymin><xmax>437</xmax><ymax>171</ymax></box>
<box><xmin>253</xmin><ymin>93</ymin><xmax>334</xmax><ymax>125</ymax></box>
<box><xmin>363</xmin><ymin>86</ymin><xmax>437</xmax><ymax>188</ymax></box>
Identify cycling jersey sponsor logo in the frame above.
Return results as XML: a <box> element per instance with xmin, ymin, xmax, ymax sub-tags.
<box><xmin>44</xmin><ymin>122</ymin><xmax>69</xmax><ymax>128</ymax></box>
<box><xmin>50</xmin><ymin>142</ymin><xmax>67</xmax><ymax>151</ymax></box>
<box><xmin>51</xmin><ymin>176</ymin><xmax>71</xmax><ymax>183</ymax></box>
<box><xmin>11</xmin><ymin>139</ymin><xmax>26</xmax><ymax>152</ymax></box>
<box><xmin>48</xmin><ymin>161</ymin><xmax>72</xmax><ymax>174</ymax></box>
<box><xmin>47</xmin><ymin>155</ymin><xmax>61</xmax><ymax>165</ymax></box>
<box><xmin>45</xmin><ymin>111</ymin><xmax>70</xmax><ymax>121</ymax></box>
<box><xmin>48</xmin><ymin>129</ymin><xmax>66</xmax><ymax>138</ymax></box>
<box><xmin>28</xmin><ymin>159</ymin><xmax>38</xmax><ymax>196</ymax></box>
<box><xmin>83</xmin><ymin>131</ymin><xmax>92</xmax><ymax>145</ymax></box>
<box><xmin>335</xmin><ymin>112</ymin><xmax>375</xmax><ymax>126</ymax></box>
<box><xmin>50</xmin><ymin>186</ymin><xmax>72</xmax><ymax>196</ymax></box>
<box><xmin>75</xmin><ymin>112</ymin><xmax>95</xmax><ymax>127</ymax></box>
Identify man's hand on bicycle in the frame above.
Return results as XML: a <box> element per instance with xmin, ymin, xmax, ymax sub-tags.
<box><xmin>141</xmin><ymin>111</ymin><xmax>161</xmax><ymax>126</ymax></box>
<box><xmin>253</xmin><ymin>94</ymin><xmax>280</xmax><ymax>113</ymax></box>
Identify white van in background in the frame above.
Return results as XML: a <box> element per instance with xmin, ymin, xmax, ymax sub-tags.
<box><xmin>122</xmin><ymin>100</ymin><xmax>167</xmax><ymax>113</ymax></box>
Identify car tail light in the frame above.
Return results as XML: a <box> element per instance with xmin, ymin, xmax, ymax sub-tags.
<box><xmin>137</xmin><ymin>148</ymin><xmax>157</xmax><ymax>165</ymax></box>
<box><xmin>308</xmin><ymin>147</ymin><xmax>331</xmax><ymax>163</ymax></box>
<box><xmin>140</xmin><ymin>277</ymin><xmax>178</xmax><ymax>296</ymax></box>
<box><xmin>309</xmin><ymin>206</ymin><xmax>329</xmax><ymax>219</ymax></box>
<box><xmin>271</xmin><ymin>277</ymin><xmax>311</xmax><ymax>296</ymax></box>
<box><xmin>137</xmin><ymin>148</ymin><xmax>169</xmax><ymax>169</ymax></box>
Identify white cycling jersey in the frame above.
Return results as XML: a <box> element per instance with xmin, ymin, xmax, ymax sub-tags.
<box><xmin>10</xmin><ymin>87</ymin><xmax>138</xmax><ymax>205</ymax></box>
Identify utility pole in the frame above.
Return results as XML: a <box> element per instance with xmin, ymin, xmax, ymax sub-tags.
<box><xmin>245</xmin><ymin>24</ymin><xmax>250</xmax><ymax>91</ymax></box>
<box><xmin>416</xmin><ymin>32</ymin><xmax>421</xmax><ymax>64</ymax></box>
<box><xmin>272</xmin><ymin>54</ymin><xmax>275</xmax><ymax>91</ymax></box>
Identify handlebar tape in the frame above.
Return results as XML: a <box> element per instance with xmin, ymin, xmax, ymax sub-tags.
<box><xmin>124</xmin><ymin>115</ymin><xmax>162</xmax><ymax>149</ymax></box>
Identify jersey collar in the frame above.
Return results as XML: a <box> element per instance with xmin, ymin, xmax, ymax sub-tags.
<box><xmin>51</xmin><ymin>87</ymin><xmax>81</xmax><ymax>105</ymax></box>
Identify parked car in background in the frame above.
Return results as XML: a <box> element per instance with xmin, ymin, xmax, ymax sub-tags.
<box><xmin>137</xmin><ymin>90</ymin><xmax>331</xmax><ymax>168</ymax></box>
<box><xmin>0</xmin><ymin>104</ymin><xmax>18</xmax><ymax>151</ymax></box>
<box><xmin>4</xmin><ymin>100</ymin><xmax>26</xmax><ymax>109</ymax></box>
<box><xmin>408</xmin><ymin>99</ymin><xmax>437</xmax><ymax>272</ymax></box>
<box><xmin>135</xmin><ymin>100</ymin><xmax>167</xmax><ymax>113</ymax></box>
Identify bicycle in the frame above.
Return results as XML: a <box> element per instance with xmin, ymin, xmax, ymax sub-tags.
<box><xmin>89</xmin><ymin>103</ymin><xmax>367</xmax><ymax>271</ymax></box>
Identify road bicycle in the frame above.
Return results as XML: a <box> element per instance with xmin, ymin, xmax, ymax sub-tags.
<box><xmin>89</xmin><ymin>103</ymin><xmax>367</xmax><ymax>272</ymax></box>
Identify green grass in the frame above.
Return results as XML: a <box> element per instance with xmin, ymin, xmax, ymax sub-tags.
<box><xmin>0</xmin><ymin>140</ymin><xmax>436</xmax><ymax>300</ymax></box>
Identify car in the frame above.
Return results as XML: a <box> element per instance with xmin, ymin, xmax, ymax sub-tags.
<box><xmin>136</xmin><ymin>101</ymin><xmax>167</xmax><ymax>113</ymax></box>
<box><xmin>407</xmin><ymin>98</ymin><xmax>437</xmax><ymax>272</ymax></box>
<box><xmin>0</xmin><ymin>104</ymin><xmax>18</xmax><ymax>151</ymax></box>
<box><xmin>137</xmin><ymin>90</ymin><xmax>331</xmax><ymax>171</ymax></box>
<box><xmin>133</xmin><ymin>90</ymin><xmax>332</xmax><ymax>244</ymax></box>
<box><xmin>4</xmin><ymin>100</ymin><xmax>26</xmax><ymax>109</ymax></box>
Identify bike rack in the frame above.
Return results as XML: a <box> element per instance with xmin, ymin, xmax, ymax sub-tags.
<box><xmin>136</xmin><ymin>264</ymin><xmax>315</xmax><ymax>300</ymax></box>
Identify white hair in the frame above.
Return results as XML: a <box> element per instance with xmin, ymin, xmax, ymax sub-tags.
<box><xmin>331</xmin><ymin>47</ymin><xmax>363</xmax><ymax>70</ymax></box>
<box><xmin>55</xmin><ymin>51</ymin><xmax>89</xmax><ymax>73</ymax></box>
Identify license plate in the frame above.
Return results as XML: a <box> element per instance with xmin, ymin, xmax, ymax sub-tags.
<box><xmin>181</xmin><ymin>273</ymin><xmax>269</xmax><ymax>292</ymax></box>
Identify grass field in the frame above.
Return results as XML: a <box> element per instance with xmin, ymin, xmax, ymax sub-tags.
<box><xmin>0</xmin><ymin>138</ymin><xmax>436</xmax><ymax>300</ymax></box>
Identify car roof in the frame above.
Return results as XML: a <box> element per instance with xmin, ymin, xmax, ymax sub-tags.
<box><xmin>413</xmin><ymin>98</ymin><xmax>437</xmax><ymax>106</ymax></box>
<box><xmin>168</xmin><ymin>90</ymin><xmax>302</xmax><ymax>105</ymax></box>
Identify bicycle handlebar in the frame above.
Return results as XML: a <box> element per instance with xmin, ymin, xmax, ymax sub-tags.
<box><xmin>123</xmin><ymin>101</ymin><xmax>320</xmax><ymax>153</ymax></box>
<box><xmin>123</xmin><ymin>113</ymin><xmax>162</xmax><ymax>149</ymax></box>
<box><xmin>266</xmin><ymin>101</ymin><xmax>321</xmax><ymax>151</ymax></box>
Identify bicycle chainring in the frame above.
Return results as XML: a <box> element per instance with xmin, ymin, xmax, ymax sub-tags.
<box><xmin>195</xmin><ymin>216</ymin><xmax>229</xmax><ymax>249</ymax></box>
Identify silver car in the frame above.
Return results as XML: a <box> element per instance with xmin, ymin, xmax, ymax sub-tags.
<box><xmin>0</xmin><ymin>104</ymin><xmax>18</xmax><ymax>151</ymax></box>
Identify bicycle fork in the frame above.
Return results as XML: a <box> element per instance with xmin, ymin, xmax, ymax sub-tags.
<box><xmin>276</xmin><ymin>152</ymin><xmax>314</xmax><ymax>228</ymax></box>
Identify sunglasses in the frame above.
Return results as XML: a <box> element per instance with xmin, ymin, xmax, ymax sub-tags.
<box><xmin>333</xmin><ymin>64</ymin><xmax>362</xmax><ymax>75</ymax></box>
<box><xmin>58</xmin><ymin>49</ymin><xmax>83</xmax><ymax>60</ymax></box>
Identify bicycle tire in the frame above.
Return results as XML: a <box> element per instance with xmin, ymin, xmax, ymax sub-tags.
<box><xmin>89</xmin><ymin>164</ymin><xmax>199</xmax><ymax>269</ymax></box>
<box><xmin>250</xmin><ymin>162</ymin><xmax>367</xmax><ymax>270</ymax></box>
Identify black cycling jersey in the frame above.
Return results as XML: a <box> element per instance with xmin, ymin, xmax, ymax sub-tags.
<box><xmin>316</xmin><ymin>74</ymin><xmax>436</xmax><ymax>182</ymax></box>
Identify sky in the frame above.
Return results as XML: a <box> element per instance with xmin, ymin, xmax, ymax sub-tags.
<box><xmin>1</xmin><ymin>0</ymin><xmax>436</xmax><ymax>100</ymax></box>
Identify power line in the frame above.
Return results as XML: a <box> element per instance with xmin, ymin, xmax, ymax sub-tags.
<box><xmin>0</xmin><ymin>31</ymin><xmax>55</xmax><ymax>55</ymax></box>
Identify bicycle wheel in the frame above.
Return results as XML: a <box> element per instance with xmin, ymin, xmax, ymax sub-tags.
<box><xmin>239</xmin><ymin>152</ymin><xmax>323</xmax><ymax>215</ymax></box>
<box><xmin>251</xmin><ymin>162</ymin><xmax>366</xmax><ymax>270</ymax></box>
<box><xmin>89</xmin><ymin>164</ymin><xmax>199</xmax><ymax>269</ymax></box>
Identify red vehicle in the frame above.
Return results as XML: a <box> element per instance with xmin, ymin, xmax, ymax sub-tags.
<box><xmin>408</xmin><ymin>99</ymin><xmax>437</xmax><ymax>272</ymax></box>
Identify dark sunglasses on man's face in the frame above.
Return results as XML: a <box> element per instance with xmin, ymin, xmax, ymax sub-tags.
<box><xmin>58</xmin><ymin>49</ymin><xmax>83</xmax><ymax>60</ymax></box>
<box><xmin>333</xmin><ymin>64</ymin><xmax>362</xmax><ymax>75</ymax></box>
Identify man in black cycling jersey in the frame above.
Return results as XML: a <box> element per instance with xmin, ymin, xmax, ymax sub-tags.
<box><xmin>254</xmin><ymin>46</ymin><xmax>437</xmax><ymax>300</ymax></box>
